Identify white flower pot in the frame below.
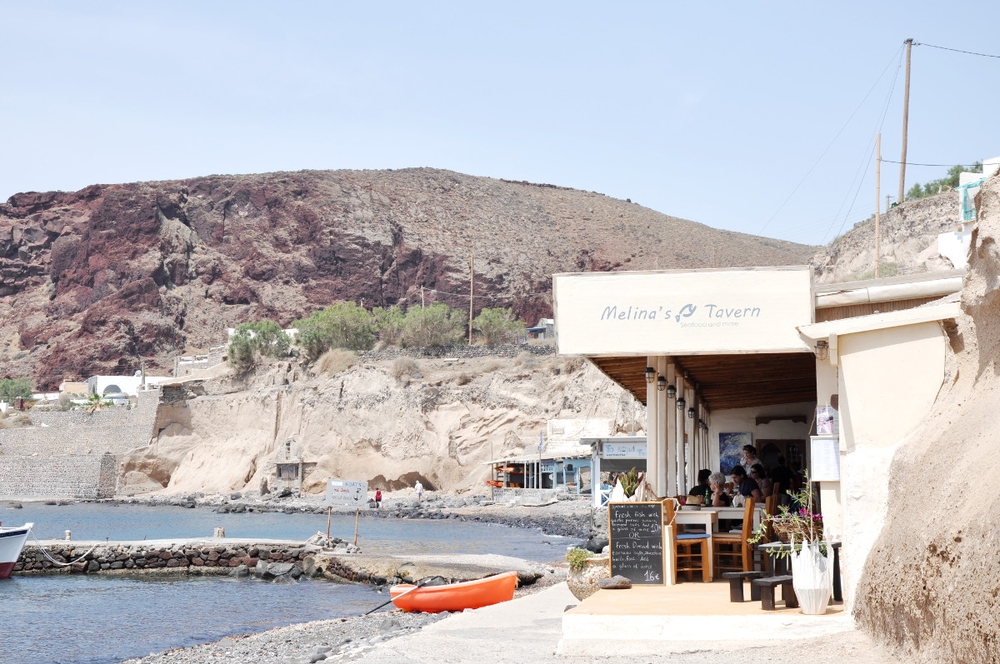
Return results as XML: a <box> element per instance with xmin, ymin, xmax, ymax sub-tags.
<box><xmin>790</xmin><ymin>539</ymin><xmax>831</xmax><ymax>615</ymax></box>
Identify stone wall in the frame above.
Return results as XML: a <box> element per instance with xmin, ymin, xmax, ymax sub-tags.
<box><xmin>0</xmin><ymin>455</ymin><xmax>116</xmax><ymax>499</ymax></box>
<box><xmin>358</xmin><ymin>342</ymin><xmax>555</xmax><ymax>362</ymax></box>
<box><xmin>15</xmin><ymin>541</ymin><xmax>310</xmax><ymax>576</ymax></box>
<box><xmin>0</xmin><ymin>388</ymin><xmax>160</xmax><ymax>499</ymax></box>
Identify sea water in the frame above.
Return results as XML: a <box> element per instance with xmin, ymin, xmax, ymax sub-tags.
<box><xmin>2</xmin><ymin>503</ymin><xmax>572</xmax><ymax>664</ymax></box>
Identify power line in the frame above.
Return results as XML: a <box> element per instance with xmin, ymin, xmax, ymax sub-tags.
<box><xmin>757</xmin><ymin>44</ymin><xmax>904</xmax><ymax>237</ymax></box>
<box><xmin>915</xmin><ymin>41</ymin><xmax>1000</xmax><ymax>59</ymax></box>
<box><xmin>881</xmin><ymin>159</ymin><xmax>974</xmax><ymax>167</ymax></box>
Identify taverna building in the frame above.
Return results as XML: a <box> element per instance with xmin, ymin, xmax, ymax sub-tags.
<box><xmin>553</xmin><ymin>265</ymin><xmax>963</xmax><ymax>608</ymax></box>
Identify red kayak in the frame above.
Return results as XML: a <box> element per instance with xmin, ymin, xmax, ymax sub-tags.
<box><xmin>390</xmin><ymin>571</ymin><xmax>518</xmax><ymax>613</ymax></box>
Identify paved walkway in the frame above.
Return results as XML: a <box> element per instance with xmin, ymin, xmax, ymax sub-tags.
<box><xmin>348</xmin><ymin>583</ymin><xmax>900</xmax><ymax>664</ymax></box>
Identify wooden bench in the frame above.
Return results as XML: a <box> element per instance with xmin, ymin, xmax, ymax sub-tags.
<box><xmin>721</xmin><ymin>571</ymin><xmax>766</xmax><ymax>602</ymax></box>
<box><xmin>751</xmin><ymin>575</ymin><xmax>798</xmax><ymax>611</ymax></box>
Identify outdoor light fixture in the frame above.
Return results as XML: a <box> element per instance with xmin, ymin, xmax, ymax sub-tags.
<box><xmin>656</xmin><ymin>375</ymin><xmax>667</xmax><ymax>391</ymax></box>
<box><xmin>687</xmin><ymin>407</ymin><xmax>696</xmax><ymax>419</ymax></box>
<box><xmin>645</xmin><ymin>366</ymin><xmax>656</xmax><ymax>384</ymax></box>
<box><xmin>666</xmin><ymin>384</ymin><xmax>677</xmax><ymax>399</ymax></box>
<box><xmin>676</xmin><ymin>397</ymin><xmax>686</xmax><ymax>410</ymax></box>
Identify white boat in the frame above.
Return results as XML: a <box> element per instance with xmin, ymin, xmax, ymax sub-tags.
<box><xmin>0</xmin><ymin>522</ymin><xmax>33</xmax><ymax>579</ymax></box>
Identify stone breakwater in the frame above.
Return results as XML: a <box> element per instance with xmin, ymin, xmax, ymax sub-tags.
<box><xmin>14</xmin><ymin>540</ymin><xmax>330</xmax><ymax>579</ymax></box>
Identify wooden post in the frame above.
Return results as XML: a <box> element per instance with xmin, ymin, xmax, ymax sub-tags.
<box><xmin>326</xmin><ymin>506</ymin><xmax>332</xmax><ymax>539</ymax></box>
<box><xmin>898</xmin><ymin>38</ymin><xmax>913</xmax><ymax>205</ymax></box>
<box><xmin>468</xmin><ymin>254</ymin><xmax>475</xmax><ymax>345</ymax></box>
<box><xmin>875</xmin><ymin>133</ymin><xmax>881</xmax><ymax>278</ymax></box>
<box><xmin>353</xmin><ymin>508</ymin><xmax>360</xmax><ymax>546</ymax></box>
<box><xmin>421</xmin><ymin>286</ymin><xmax>425</xmax><ymax>308</ymax></box>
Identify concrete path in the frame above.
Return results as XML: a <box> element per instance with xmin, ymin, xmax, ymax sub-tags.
<box><xmin>350</xmin><ymin>582</ymin><xmax>900</xmax><ymax>664</ymax></box>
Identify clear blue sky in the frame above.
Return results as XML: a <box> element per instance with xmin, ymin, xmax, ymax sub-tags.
<box><xmin>3</xmin><ymin>1</ymin><xmax>999</xmax><ymax>246</ymax></box>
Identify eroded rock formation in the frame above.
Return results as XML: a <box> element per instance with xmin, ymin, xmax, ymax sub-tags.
<box><xmin>854</xmin><ymin>174</ymin><xmax>1000</xmax><ymax>662</ymax></box>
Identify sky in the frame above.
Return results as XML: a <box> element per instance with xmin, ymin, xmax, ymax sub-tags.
<box><xmin>2</xmin><ymin>1</ymin><xmax>999</xmax><ymax>247</ymax></box>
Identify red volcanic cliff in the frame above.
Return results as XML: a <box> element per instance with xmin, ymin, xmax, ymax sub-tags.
<box><xmin>0</xmin><ymin>168</ymin><xmax>815</xmax><ymax>389</ymax></box>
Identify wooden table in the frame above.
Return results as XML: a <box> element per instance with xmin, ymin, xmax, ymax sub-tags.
<box><xmin>702</xmin><ymin>506</ymin><xmax>763</xmax><ymax>532</ymax></box>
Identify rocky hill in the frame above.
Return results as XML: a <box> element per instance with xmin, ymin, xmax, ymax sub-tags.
<box><xmin>1</xmin><ymin>168</ymin><xmax>815</xmax><ymax>389</ymax></box>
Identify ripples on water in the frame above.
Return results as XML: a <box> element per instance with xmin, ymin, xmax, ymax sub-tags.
<box><xmin>4</xmin><ymin>502</ymin><xmax>571</xmax><ymax>664</ymax></box>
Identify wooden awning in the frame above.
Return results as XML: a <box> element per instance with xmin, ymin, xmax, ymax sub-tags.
<box><xmin>591</xmin><ymin>352</ymin><xmax>817</xmax><ymax>411</ymax></box>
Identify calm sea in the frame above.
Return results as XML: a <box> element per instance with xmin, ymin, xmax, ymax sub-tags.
<box><xmin>2</xmin><ymin>502</ymin><xmax>571</xmax><ymax>664</ymax></box>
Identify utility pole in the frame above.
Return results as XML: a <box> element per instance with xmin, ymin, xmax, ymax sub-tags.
<box><xmin>468</xmin><ymin>254</ymin><xmax>475</xmax><ymax>345</ymax></box>
<box><xmin>898</xmin><ymin>38</ymin><xmax>913</xmax><ymax>205</ymax></box>
<box><xmin>875</xmin><ymin>133</ymin><xmax>882</xmax><ymax>278</ymax></box>
<box><xmin>420</xmin><ymin>286</ymin><xmax>425</xmax><ymax>308</ymax></box>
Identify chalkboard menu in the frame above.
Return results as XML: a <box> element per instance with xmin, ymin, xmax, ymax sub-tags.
<box><xmin>608</xmin><ymin>501</ymin><xmax>664</xmax><ymax>585</ymax></box>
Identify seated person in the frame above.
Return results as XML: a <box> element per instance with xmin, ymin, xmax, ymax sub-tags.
<box><xmin>729</xmin><ymin>465</ymin><xmax>763</xmax><ymax>505</ymax></box>
<box><xmin>750</xmin><ymin>463</ymin><xmax>773</xmax><ymax>498</ymax></box>
<box><xmin>707</xmin><ymin>472</ymin><xmax>732</xmax><ymax>507</ymax></box>
<box><xmin>687</xmin><ymin>468</ymin><xmax>712</xmax><ymax>505</ymax></box>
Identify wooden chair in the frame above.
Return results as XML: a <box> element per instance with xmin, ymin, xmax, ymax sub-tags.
<box><xmin>714</xmin><ymin>497</ymin><xmax>756</xmax><ymax>573</ymax></box>
<box><xmin>760</xmin><ymin>491</ymin><xmax>780</xmax><ymax>572</ymax></box>
<box><xmin>662</xmin><ymin>498</ymin><xmax>712</xmax><ymax>583</ymax></box>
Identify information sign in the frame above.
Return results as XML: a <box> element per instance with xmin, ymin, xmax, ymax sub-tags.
<box><xmin>608</xmin><ymin>501</ymin><xmax>665</xmax><ymax>585</ymax></box>
<box><xmin>325</xmin><ymin>479</ymin><xmax>368</xmax><ymax>507</ymax></box>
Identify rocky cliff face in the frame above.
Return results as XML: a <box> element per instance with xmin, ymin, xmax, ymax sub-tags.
<box><xmin>811</xmin><ymin>191</ymin><xmax>963</xmax><ymax>283</ymax></box>
<box><xmin>853</xmin><ymin>174</ymin><xmax>1000</xmax><ymax>663</ymax></box>
<box><xmin>0</xmin><ymin>168</ymin><xmax>815</xmax><ymax>390</ymax></box>
<box><xmin>118</xmin><ymin>352</ymin><xmax>644</xmax><ymax>497</ymax></box>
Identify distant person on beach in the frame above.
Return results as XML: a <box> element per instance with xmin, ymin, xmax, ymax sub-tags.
<box><xmin>415</xmin><ymin>480</ymin><xmax>423</xmax><ymax>501</ymax></box>
<box><xmin>375</xmin><ymin>489</ymin><xmax>382</xmax><ymax>508</ymax></box>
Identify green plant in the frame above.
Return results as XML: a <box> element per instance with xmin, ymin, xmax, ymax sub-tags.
<box><xmin>905</xmin><ymin>162</ymin><xmax>982</xmax><ymax>200</ymax></box>
<box><xmin>295</xmin><ymin>302</ymin><xmax>377</xmax><ymax>360</ymax></box>
<box><xmin>400</xmin><ymin>303</ymin><xmax>464</xmax><ymax>348</ymax></box>
<box><xmin>227</xmin><ymin>320</ymin><xmax>292</xmax><ymax>372</ymax></box>
<box><xmin>566</xmin><ymin>547</ymin><xmax>594</xmax><ymax>572</ymax></box>
<box><xmin>0</xmin><ymin>378</ymin><xmax>32</xmax><ymax>403</ymax></box>
<box><xmin>472</xmin><ymin>307</ymin><xmax>526</xmax><ymax>345</ymax></box>
<box><xmin>749</xmin><ymin>471</ymin><xmax>823</xmax><ymax>556</ymax></box>
<box><xmin>373</xmin><ymin>306</ymin><xmax>405</xmax><ymax>346</ymax></box>
<box><xmin>620</xmin><ymin>467</ymin><xmax>640</xmax><ymax>498</ymax></box>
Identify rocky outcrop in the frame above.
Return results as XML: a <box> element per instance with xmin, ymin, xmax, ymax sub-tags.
<box><xmin>811</xmin><ymin>192</ymin><xmax>962</xmax><ymax>283</ymax></box>
<box><xmin>853</xmin><ymin>173</ymin><xmax>1000</xmax><ymax>663</ymax></box>
<box><xmin>0</xmin><ymin>168</ymin><xmax>815</xmax><ymax>390</ymax></box>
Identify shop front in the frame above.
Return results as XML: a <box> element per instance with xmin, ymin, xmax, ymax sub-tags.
<box><xmin>554</xmin><ymin>266</ymin><xmax>962</xmax><ymax>608</ymax></box>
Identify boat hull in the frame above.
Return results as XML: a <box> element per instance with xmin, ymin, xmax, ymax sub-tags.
<box><xmin>0</xmin><ymin>523</ymin><xmax>33</xmax><ymax>580</ymax></box>
<box><xmin>390</xmin><ymin>571</ymin><xmax>518</xmax><ymax>613</ymax></box>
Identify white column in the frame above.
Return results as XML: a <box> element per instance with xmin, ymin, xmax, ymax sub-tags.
<box><xmin>665</xmin><ymin>362</ymin><xmax>676</xmax><ymax>497</ymax></box>
<box><xmin>656</xmin><ymin>357</ymin><xmax>668</xmax><ymax>496</ymax></box>
<box><xmin>645</xmin><ymin>356</ymin><xmax>659</xmax><ymax>496</ymax></box>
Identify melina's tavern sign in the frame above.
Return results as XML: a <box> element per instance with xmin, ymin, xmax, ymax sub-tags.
<box><xmin>553</xmin><ymin>267</ymin><xmax>814</xmax><ymax>356</ymax></box>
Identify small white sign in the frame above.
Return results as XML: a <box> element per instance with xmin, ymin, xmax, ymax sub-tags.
<box><xmin>325</xmin><ymin>479</ymin><xmax>368</xmax><ymax>507</ymax></box>
<box><xmin>602</xmin><ymin>441</ymin><xmax>647</xmax><ymax>459</ymax></box>
<box><xmin>809</xmin><ymin>436</ymin><xmax>841</xmax><ymax>482</ymax></box>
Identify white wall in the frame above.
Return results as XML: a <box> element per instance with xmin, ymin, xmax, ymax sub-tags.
<box><xmin>706</xmin><ymin>401</ymin><xmax>815</xmax><ymax>472</ymax></box>
<box><xmin>836</xmin><ymin>321</ymin><xmax>947</xmax><ymax>609</ymax></box>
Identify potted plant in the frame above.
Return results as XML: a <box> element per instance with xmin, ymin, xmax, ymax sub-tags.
<box><xmin>565</xmin><ymin>547</ymin><xmax>610</xmax><ymax>601</ymax></box>
<box><xmin>749</xmin><ymin>473</ymin><xmax>831</xmax><ymax>614</ymax></box>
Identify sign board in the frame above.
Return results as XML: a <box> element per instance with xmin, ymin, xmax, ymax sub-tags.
<box><xmin>602</xmin><ymin>441</ymin><xmax>647</xmax><ymax>459</ymax></box>
<box><xmin>810</xmin><ymin>436</ymin><xmax>841</xmax><ymax>482</ymax></box>
<box><xmin>608</xmin><ymin>502</ymin><xmax>664</xmax><ymax>585</ymax></box>
<box><xmin>553</xmin><ymin>267</ymin><xmax>813</xmax><ymax>356</ymax></box>
<box><xmin>325</xmin><ymin>479</ymin><xmax>368</xmax><ymax>507</ymax></box>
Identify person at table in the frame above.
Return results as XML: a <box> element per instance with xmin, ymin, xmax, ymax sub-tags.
<box><xmin>750</xmin><ymin>463</ymin><xmax>773</xmax><ymax>497</ymax></box>
<box><xmin>730</xmin><ymin>465</ymin><xmax>763</xmax><ymax>504</ymax></box>
<box><xmin>707</xmin><ymin>472</ymin><xmax>732</xmax><ymax>507</ymax></box>
<box><xmin>769</xmin><ymin>455</ymin><xmax>794</xmax><ymax>495</ymax></box>
<box><xmin>741</xmin><ymin>444</ymin><xmax>764</xmax><ymax>473</ymax></box>
<box><xmin>687</xmin><ymin>468</ymin><xmax>712</xmax><ymax>505</ymax></box>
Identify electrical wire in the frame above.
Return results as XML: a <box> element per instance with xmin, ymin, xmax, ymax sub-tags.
<box><xmin>915</xmin><ymin>41</ymin><xmax>1000</xmax><ymax>59</ymax></box>
<box><xmin>880</xmin><ymin>159</ymin><xmax>975</xmax><ymax>167</ymax></box>
<box><xmin>757</xmin><ymin>44</ymin><xmax>905</xmax><ymax>237</ymax></box>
